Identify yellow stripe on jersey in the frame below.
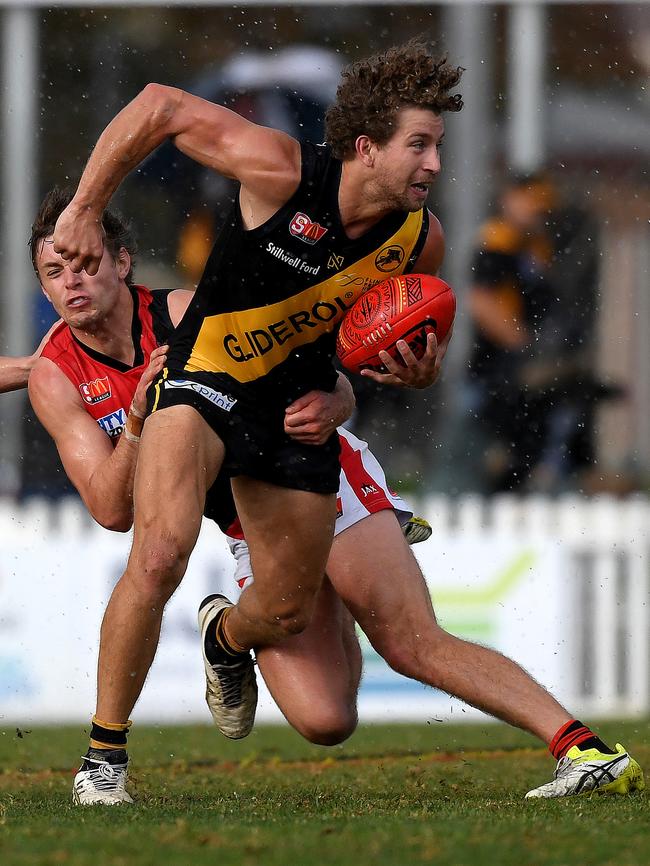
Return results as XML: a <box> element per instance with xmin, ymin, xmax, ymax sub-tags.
<box><xmin>151</xmin><ymin>367</ymin><xmax>169</xmax><ymax>413</ymax></box>
<box><xmin>185</xmin><ymin>210</ymin><xmax>424</xmax><ymax>383</ymax></box>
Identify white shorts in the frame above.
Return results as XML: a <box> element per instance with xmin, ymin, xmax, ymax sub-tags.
<box><xmin>228</xmin><ymin>426</ymin><xmax>412</xmax><ymax>591</ymax></box>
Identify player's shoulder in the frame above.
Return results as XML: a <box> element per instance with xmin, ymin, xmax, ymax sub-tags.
<box><xmin>29</xmin><ymin>353</ymin><xmax>79</xmax><ymax>402</ymax></box>
<box><xmin>298</xmin><ymin>140</ymin><xmax>338</xmax><ymax>186</ymax></box>
<box><xmin>426</xmin><ymin>209</ymin><xmax>444</xmax><ymax>242</ymax></box>
<box><xmin>477</xmin><ymin>218</ymin><xmax>522</xmax><ymax>255</ymax></box>
<box><xmin>40</xmin><ymin>319</ymin><xmax>72</xmax><ymax>359</ymax></box>
<box><xmin>411</xmin><ymin>209</ymin><xmax>444</xmax><ymax>276</ymax></box>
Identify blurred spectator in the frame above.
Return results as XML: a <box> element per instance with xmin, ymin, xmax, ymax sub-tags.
<box><xmin>465</xmin><ymin>172</ymin><xmax>620</xmax><ymax>493</ymax></box>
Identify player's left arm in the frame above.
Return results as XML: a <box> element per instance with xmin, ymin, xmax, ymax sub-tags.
<box><xmin>0</xmin><ymin>355</ymin><xmax>38</xmax><ymax>394</ymax></box>
<box><xmin>361</xmin><ymin>212</ymin><xmax>453</xmax><ymax>390</ymax></box>
<box><xmin>284</xmin><ymin>373</ymin><xmax>356</xmax><ymax>445</ymax></box>
<box><xmin>0</xmin><ymin>319</ymin><xmax>63</xmax><ymax>393</ymax></box>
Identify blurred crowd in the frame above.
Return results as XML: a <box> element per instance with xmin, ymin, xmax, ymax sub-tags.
<box><xmin>462</xmin><ymin>172</ymin><xmax>621</xmax><ymax>494</ymax></box>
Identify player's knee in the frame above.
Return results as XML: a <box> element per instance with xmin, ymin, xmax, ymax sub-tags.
<box><xmin>131</xmin><ymin>536</ymin><xmax>190</xmax><ymax>601</ymax></box>
<box><xmin>295</xmin><ymin>708</ymin><xmax>358</xmax><ymax>746</ymax></box>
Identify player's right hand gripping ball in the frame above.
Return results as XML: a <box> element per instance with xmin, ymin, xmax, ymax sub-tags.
<box><xmin>336</xmin><ymin>274</ymin><xmax>456</xmax><ymax>375</ymax></box>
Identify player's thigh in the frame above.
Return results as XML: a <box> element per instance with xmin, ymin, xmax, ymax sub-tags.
<box><xmin>133</xmin><ymin>404</ymin><xmax>225</xmax><ymax>549</ymax></box>
<box><xmin>231</xmin><ymin>476</ymin><xmax>336</xmax><ymax>608</ymax></box>
<box><xmin>257</xmin><ymin>579</ymin><xmax>360</xmax><ymax>727</ymax></box>
<box><xmin>326</xmin><ymin>510</ymin><xmax>436</xmax><ymax>643</ymax></box>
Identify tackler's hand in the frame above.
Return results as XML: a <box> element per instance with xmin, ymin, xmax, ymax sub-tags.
<box><xmin>132</xmin><ymin>345</ymin><xmax>168</xmax><ymax>417</ymax></box>
<box><xmin>53</xmin><ymin>201</ymin><xmax>105</xmax><ymax>276</ymax></box>
<box><xmin>284</xmin><ymin>387</ymin><xmax>348</xmax><ymax>445</ymax></box>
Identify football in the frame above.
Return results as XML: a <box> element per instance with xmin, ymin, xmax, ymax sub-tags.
<box><xmin>336</xmin><ymin>274</ymin><xmax>456</xmax><ymax>375</ymax></box>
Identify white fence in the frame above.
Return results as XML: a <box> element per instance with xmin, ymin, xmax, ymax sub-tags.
<box><xmin>1</xmin><ymin>494</ymin><xmax>649</xmax><ymax>725</ymax></box>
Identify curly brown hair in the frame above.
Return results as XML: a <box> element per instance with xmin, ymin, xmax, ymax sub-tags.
<box><xmin>325</xmin><ymin>40</ymin><xmax>464</xmax><ymax>160</ymax></box>
<box><xmin>30</xmin><ymin>187</ymin><xmax>137</xmax><ymax>286</ymax></box>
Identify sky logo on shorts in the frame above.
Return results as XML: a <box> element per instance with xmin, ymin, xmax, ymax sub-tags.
<box><xmin>97</xmin><ymin>407</ymin><xmax>127</xmax><ymax>438</ymax></box>
<box><xmin>289</xmin><ymin>212</ymin><xmax>328</xmax><ymax>245</ymax></box>
<box><xmin>164</xmin><ymin>379</ymin><xmax>237</xmax><ymax>412</ymax></box>
<box><xmin>79</xmin><ymin>376</ymin><xmax>111</xmax><ymax>404</ymax></box>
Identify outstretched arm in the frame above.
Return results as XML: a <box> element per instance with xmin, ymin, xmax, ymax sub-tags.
<box><xmin>0</xmin><ymin>355</ymin><xmax>37</xmax><ymax>394</ymax></box>
<box><xmin>53</xmin><ymin>85</ymin><xmax>301</xmax><ymax>275</ymax></box>
<box><xmin>0</xmin><ymin>319</ymin><xmax>62</xmax><ymax>393</ymax></box>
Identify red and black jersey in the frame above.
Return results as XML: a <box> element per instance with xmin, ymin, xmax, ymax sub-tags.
<box><xmin>39</xmin><ymin>284</ymin><xmax>238</xmax><ymax>531</ymax></box>
<box><xmin>40</xmin><ymin>285</ymin><xmax>173</xmax><ymax>442</ymax></box>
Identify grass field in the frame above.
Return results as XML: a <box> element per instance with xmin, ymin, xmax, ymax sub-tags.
<box><xmin>1</xmin><ymin>720</ymin><xmax>647</xmax><ymax>866</ymax></box>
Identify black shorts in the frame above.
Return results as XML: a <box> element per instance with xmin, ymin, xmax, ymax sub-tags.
<box><xmin>147</xmin><ymin>368</ymin><xmax>341</xmax><ymax>495</ymax></box>
<box><xmin>203</xmin><ymin>472</ymin><xmax>237</xmax><ymax>534</ymax></box>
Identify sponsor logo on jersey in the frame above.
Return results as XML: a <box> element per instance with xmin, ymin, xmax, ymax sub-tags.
<box><xmin>97</xmin><ymin>407</ymin><xmax>127</xmax><ymax>438</ymax></box>
<box><xmin>188</xmin><ymin>209</ymin><xmax>424</xmax><ymax>384</ymax></box>
<box><xmin>223</xmin><ymin>294</ymin><xmax>354</xmax><ymax>364</ymax></box>
<box><xmin>336</xmin><ymin>496</ymin><xmax>343</xmax><ymax>519</ymax></box>
<box><xmin>79</xmin><ymin>376</ymin><xmax>111</xmax><ymax>404</ymax></box>
<box><xmin>289</xmin><ymin>212</ymin><xmax>328</xmax><ymax>245</ymax></box>
<box><xmin>164</xmin><ymin>379</ymin><xmax>237</xmax><ymax>412</ymax></box>
<box><xmin>266</xmin><ymin>242</ymin><xmax>321</xmax><ymax>276</ymax></box>
<box><xmin>335</xmin><ymin>273</ymin><xmax>383</xmax><ymax>293</ymax></box>
<box><xmin>328</xmin><ymin>253</ymin><xmax>344</xmax><ymax>270</ymax></box>
<box><xmin>361</xmin><ymin>483</ymin><xmax>379</xmax><ymax>497</ymax></box>
<box><xmin>375</xmin><ymin>245</ymin><xmax>405</xmax><ymax>272</ymax></box>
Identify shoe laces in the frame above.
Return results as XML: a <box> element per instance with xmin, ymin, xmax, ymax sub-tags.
<box><xmin>81</xmin><ymin>756</ymin><xmax>127</xmax><ymax>792</ymax></box>
<box><xmin>212</xmin><ymin>658</ymin><xmax>252</xmax><ymax>707</ymax></box>
<box><xmin>553</xmin><ymin>756</ymin><xmax>573</xmax><ymax>779</ymax></box>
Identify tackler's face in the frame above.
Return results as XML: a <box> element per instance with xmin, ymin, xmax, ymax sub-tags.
<box><xmin>36</xmin><ymin>236</ymin><xmax>130</xmax><ymax>330</ymax></box>
<box><xmin>372</xmin><ymin>107</ymin><xmax>445</xmax><ymax>212</ymax></box>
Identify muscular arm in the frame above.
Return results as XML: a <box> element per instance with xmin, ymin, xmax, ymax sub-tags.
<box><xmin>29</xmin><ymin>359</ymin><xmax>139</xmax><ymax>531</ymax></box>
<box><xmin>28</xmin><ymin>345</ymin><xmax>167</xmax><ymax>531</ymax></box>
<box><xmin>0</xmin><ymin>319</ymin><xmax>63</xmax><ymax>393</ymax></box>
<box><xmin>54</xmin><ymin>86</ymin><xmax>302</xmax><ymax>274</ymax></box>
<box><xmin>0</xmin><ymin>355</ymin><xmax>36</xmax><ymax>393</ymax></box>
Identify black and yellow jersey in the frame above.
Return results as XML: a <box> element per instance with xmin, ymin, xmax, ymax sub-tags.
<box><xmin>167</xmin><ymin>142</ymin><xmax>429</xmax><ymax>408</ymax></box>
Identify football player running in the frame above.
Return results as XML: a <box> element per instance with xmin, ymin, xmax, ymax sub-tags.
<box><xmin>48</xmin><ymin>39</ymin><xmax>643</xmax><ymax>803</ymax></box>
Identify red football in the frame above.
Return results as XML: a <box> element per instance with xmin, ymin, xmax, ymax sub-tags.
<box><xmin>336</xmin><ymin>274</ymin><xmax>456</xmax><ymax>375</ymax></box>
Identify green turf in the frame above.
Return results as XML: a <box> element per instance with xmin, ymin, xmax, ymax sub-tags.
<box><xmin>0</xmin><ymin>721</ymin><xmax>647</xmax><ymax>866</ymax></box>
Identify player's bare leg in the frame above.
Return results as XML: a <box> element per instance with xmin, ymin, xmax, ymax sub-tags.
<box><xmin>96</xmin><ymin>406</ymin><xmax>224</xmax><ymax>723</ymax></box>
<box><xmin>326</xmin><ymin>510</ymin><xmax>570</xmax><ymax>743</ymax></box>
<box><xmin>256</xmin><ymin>577</ymin><xmax>361</xmax><ymax>745</ymax></box>
<box><xmin>224</xmin><ymin>478</ymin><xmax>337</xmax><ymax>649</ymax></box>
<box><xmin>74</xmin><ymin>405</ymin><xmax>225</xmax><ymax>804</ymax></box>
<box><xmin>198</xmin><ymin>478</ymin><xmax>336</xmax><ymax>739</ymax></box>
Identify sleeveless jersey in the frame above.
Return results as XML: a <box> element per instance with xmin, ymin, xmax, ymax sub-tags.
<box><xmin>167</xmin><ymin>141</ymin><xmax>429</xmax><ymax>407</ymax></box>
<box><xmin>40</xmin><ymin>285</ymin><xmax>172</xmax><ymax>441</ymax></box>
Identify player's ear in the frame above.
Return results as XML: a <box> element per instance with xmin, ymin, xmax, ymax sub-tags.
<box><xmin>355</xmin><ymin>135</ymin><xmax>376</xmax><ymax>168</ymax></box>
<box><xmin>116</xmin><ymin>247</ymin><xmax>131</xmax><ymax>280</ymax></box>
